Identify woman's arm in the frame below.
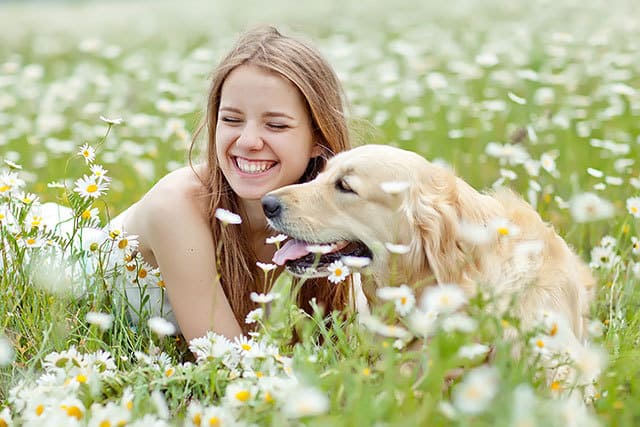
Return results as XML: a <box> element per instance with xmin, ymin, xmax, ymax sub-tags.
<box><xmin>139</xmin><ymin>183</ymin><xmax>243</xmax><ymax>342</ymax></box>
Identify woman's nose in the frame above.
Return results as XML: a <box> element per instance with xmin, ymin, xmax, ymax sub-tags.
<box><xmin>236</xmin><ymin>124</ymin><xmax>264</xmax><ymax>150</ymax></box>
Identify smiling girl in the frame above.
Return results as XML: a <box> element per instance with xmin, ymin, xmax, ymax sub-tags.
<box><xmin>111</xmin><ymin>26</ymin><xmax>352</xmax><ymax>342</ymax></box>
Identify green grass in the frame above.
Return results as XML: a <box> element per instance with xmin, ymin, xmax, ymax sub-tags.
<box><xmin>1</xmin><ymin>0</ymin><xmax>640</xmax><ymax>425</ymax></box>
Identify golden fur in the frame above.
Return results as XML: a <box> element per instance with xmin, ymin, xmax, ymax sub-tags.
<box><xmin>265</xmin><ymin>144</ymin><xmax>594</xmax><ymax>340</ymax></box>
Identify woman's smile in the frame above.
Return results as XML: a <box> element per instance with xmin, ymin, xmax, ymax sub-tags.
<box><xmin>233</xmin><ymin>156</ymin><xmax>278</xmax><ymax>175</ymax></box>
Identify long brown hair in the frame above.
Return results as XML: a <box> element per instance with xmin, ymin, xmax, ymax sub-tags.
<box><xmin>190</xmin><ymin>26</ymin><xmax>352</xmax><ymax>333</ymax></box>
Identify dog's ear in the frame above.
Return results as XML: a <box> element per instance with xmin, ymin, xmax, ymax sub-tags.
<box><xmin>407</xmin><ymin>167</ymin><xmax>485</xmax><ymax>288</ymax></box>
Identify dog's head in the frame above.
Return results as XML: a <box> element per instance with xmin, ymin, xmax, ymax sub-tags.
<box><xmin>262</xmin><ymin>144</ymin><xmax>498</xmax><ymax>286</ymax></box>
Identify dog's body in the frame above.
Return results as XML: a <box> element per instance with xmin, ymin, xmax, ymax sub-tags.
<box><xmin>262</xmin><ymin>144</ymin><xmax>594</xmax><ymax>340</ymax></box>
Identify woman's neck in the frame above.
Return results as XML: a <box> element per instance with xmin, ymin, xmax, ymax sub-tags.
<box><xmin>239</xmin><ymin>198</ymin><xmax>270</xmax><ymax>236</ymax></box>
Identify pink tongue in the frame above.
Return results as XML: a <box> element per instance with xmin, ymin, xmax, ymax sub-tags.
<box><xmin>272</xmin><ymin>239</ymin><xmax>312</xmax><ymax>265</ymax></box>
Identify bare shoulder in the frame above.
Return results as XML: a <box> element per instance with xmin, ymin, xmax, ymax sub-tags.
<box><xmin>127</xmin><ymin>165</ymin><xmax>211</xmax><ymax>237</ymax></box>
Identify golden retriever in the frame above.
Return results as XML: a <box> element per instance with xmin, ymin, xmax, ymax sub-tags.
<box><xmin>262</xmin><ymin>144</ymin><xmax>594</xmax><ymax>341</ymax></box>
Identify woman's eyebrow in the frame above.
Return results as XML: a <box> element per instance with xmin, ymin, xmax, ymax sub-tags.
<box><xmin>263</xmin><ymin>111</ymin><xmax>295</xmax><ymax>120</ymax></box>
<box><xmin>218</xmin><ymin>106</ymin><xmax>295</xmax><ymax>120</ymax></box>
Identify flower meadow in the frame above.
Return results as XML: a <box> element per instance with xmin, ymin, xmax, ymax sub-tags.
<box><xmin>1</xmin><ymin>0</ymin><xmax>640</xmax><ymax>425</ymax></box>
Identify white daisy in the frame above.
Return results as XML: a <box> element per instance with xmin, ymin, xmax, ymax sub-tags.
<box><xmin>245</xmin><ymin>308</ymin><xmax>263</xmax><ymax>324</ymax></box>
<box><xmin>265</xmin><ymin>234</ymin><xmax>287</xmax><ymax>245</ymax></box>
<box><xmin>20</xmin><ymin>236</ymin><xmax>44</xmax><ymax>249</ymax></box>
<box><xmin>200</xmin><ymin>406</ymin><xmax>234</xmax><ymax>427</ymax></box>
<box><xmin>488</xmin><ymin>217</ymin><xmax>520</xmax><ymax>238</ymax></box>
<box><xmin>0</xmin><ymin>336</ymin><xmax>14</xmax><ymax>366</ymax></box>
<box><xmin>147</xmin><ymin>317</ymin><xmax>176</xmax><ymax>337</ymax></box>
<box><xmin>224</xmin><ymin>381</ymin><xmax>255</xmax><ymax>407</ymax></box>
<box><xmin>99</xmin><ymin>115</ymin><xmax>124</xmax><ymax>125</ymax></box>
<box><xmin>452</xmin><ymin>366</ymin><xmax>499</xmax><ymax>414</ymax></box>
<box><xmin>90</xmin><ymin>164</ymin><xmax>110</xmax><ymax>181</ymax></box>
<box><xmin>627</xmin><ymin>196</ymin><xmax>640</xmax><ymax>218</ymax></box>
<box><xmin>78</xmin><ymin>143</ymin><xmax>96</xmax><ymax>164</ymax></box>
<box><xmin>214</xmin><ymin>208</ymin><xmax>242</xmax><ymax>224</ymax></box>
<box><xmin>586</xmin><ymin>167</ymin><xmax>604</xmax><ymax>178</ymax></box>
<box><xmin>627</xmin><ymin>236</ymin><xmax>640</xmax><ymax>256</ymax></box>
<box><xmin>507</xmin><ymin>91</ymin><xmax>526</xmax><ymax>105</ymax></box>
<box><xmin>256</xmin><ymin>262</ymin><xmax>277</xmax><ymax>272</ymax></box>
<box><xmin>457</xmin><ymin>343</ymin><xmax>491</xmax><ymax>360</ymax></box>
<box><xmin>0</xmin><ymin>407</ymin><xmax>12</xmax><ymax>426</ymax></box>
<box><xmin>385</xmin><ymin>242</ymin><xmax>411</xmax><ymax>254</ymax></box>
<box><xmin>458</xmin><ymin>220</ymin><xmax>492</xmax><ymax>245</ymax></box>
<box><xmin>441</xmin><ymin>313</ymin><xmax>478</xmax><ymax>333</ymax></box>
<box><xmin>73</xmin><ymin>175</ymin><xmax>109</xmax><ymax>199</ymax></box>
<box><xmin>327</xmin><ymin>260</ymin><xmax>350</xmax><ymax>284</ymax></box>
<box><xmin>305</xmin><ymin>243</ymin><xmax>335</xmax><ymax>254</ymax></box>
<box><xmin>380</xmin><ymin>181</ymin><xmax>410</xmax><ymax>194</ymax></box>
<box><xmin>282</xmin><ymin>385</ymin><xmax>330</xmax><ymax>418</ymax></box>
<box><xmin>589</xmin><ymin>245</ymin><xmax>621</xmax><ymax>270</ymax></box>
<box><xmin>3</xmin><ymin>159</ymin><xmax>22</xmax><ymax>169</ymax></box>
<box><xmin>569</xmin><ymin>192</ymin><xmax>615</xmax><ymax>223</ymax></box>
<box><xmin>340</xmin><ymin>256</ymin><xmax>371</xmax><ymax>268</ymax></box>
<box><xmin>376</xmin><ymin>284</ymin><xmax>415</xmax><ymax>316</ymax></box>
<box><xmin>85</xmin><ymin>312</ymin><xmax>114</xmax><ymax>331</ymax></box>
<box><xmin>406</xmin><ymin>309</ymin><xmax>439</xmax><ymax>337</ymax></box>
<box><xmin>250</xmin><ymin>292</ymin><xmax>279</xmax><ymax>304</ymax></box>
<box><xmin>80</xmin><ymin>207</ymin><xmax>99</xmax><ymax>222</ymax></box>
<box><xmin>15</xmin><ymin>191</ymin><xmax>38</xmax><ymax>205</ymax></box>
<box><xmin>420</xmin><ymin>284</ymin><xmax>467</xmax><ymax>314</ymax></box>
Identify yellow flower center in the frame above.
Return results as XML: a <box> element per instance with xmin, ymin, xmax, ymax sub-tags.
<box><xmin>334</xmin><ymin>268</ymin><xmax>342</xmax><ymax>276</ymax></box>
<box><xmin>0</xmin><ymin>184</ymin><xmax>10</xmax><ymax>193</ymax></box>
<box><xmin>264</xmin><ymin>391</ymin><xmax>274</xmax><ymax>403</ymax></box>
<box><xmin>0</xmin><ymin>419</ymin><xmax>8</xmax><ymax>427</ymax></box>
<box><xmin>126</xmin><ymin>400</ymin><xmax>133</xmax><ymax>410</ymax></box>
<box><xmin>100</xmin><ymin>421</ymin><xmax>111</xmax><ymax>427</ymax></box>
<box><xmin>26</xmin><ymin>238</ymin><xmax>36</xmax><ymax>245</ymax></box>
<box><xmin>549</xmin><ymin>323</ymin><xmax>558</xmax><ymax>336</ymax></box>
<box><xmin>536</xmin><ymin>339</ymin><xmax>545</xmax><ymax>348</ymax></box>
<box><xmin>241</xmin><ymin>343</ymin><xmax>251</xmax><ymax>351</ymax></box>
<box><xmin>118</xmin><ymin>239</ymin><xmax>128</xmax><ymax>249</ymax></box>
<box><xmin>36</xmin><ymin>404</ymin><xmax>45</xmax><ymax>416</ymax></box>
<box><xmin>22</xmin><ymin>197</ymin><xmax>32</xmax><ymax>204</ymax></box>
<box><xmin>76</xmin><ymin>374</ymin><xmax>88</xmax><ymax>383</ymax></box>
<box><xmin>208</xmin><ymin>416</ymin><xmax>220</xmax><ymax>426</ymax></box>
<box><xmin>165</xmin><ymin>367</ymin><xmax>174</xmax><ymax>377</ymax></box>
<box><xmin>138</xmin><ymin>268</ymin><xmax>148</xmax><ymax>279</ymax></box>
<box><xmin>191</xmin><ymin>413</ymin><xmax>201</xmax><ymax>426</ymax></box>
<box><xmin>497</xmin><ymin>227</ymin><xmax>509</xmax><ymax>236</ymax></box>
<box><xmin>550</xmin><ymin>381</ymin><xmax>562</xmax><ymax>392</ymax></box>
<box><xmin>86</xmin><ymin>184</ymin><xmax>98</xmax><ymax>193</ymax></box>
<box><xmin>400</xmin><ymin>296</ymin><xmax>407</xmax><ymax>305</ymax></box>
<box><xmin>362</xmin><ymin>368</ymin><xmax>371</xmax><ymax>376</ymax></box>
<box><xmin>632</xmin><ymin>206</ymin><xmax>638</xmax><ymax>214</ymax></box>
<box><xmin>235</xmin><ymin>390</ymin><xmax>251</xmax><ymax>402</ymax></box>
<box><xmin>83</xmin><ymin>150</ymin><xmax>90</xmax><ymax>158</ymax></box>
<box><xmin>81</xmin><ymin>210</ymin><xmax>92</xmax><ymax>220</ymax></box>
<box><xmin>64</xmin><ymin>405</ymin><xmax>83</xmax><ymax>420</ymax></box>
<box><xmin>157</xmin><ymin>280</ymin><xmax>165</xmax><ymax>288</ymax></box>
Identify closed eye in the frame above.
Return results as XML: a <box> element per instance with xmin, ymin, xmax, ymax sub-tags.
<box><xmin>335</xmin><ymin>178</ymin><xmax>357</xmax><ymax>195</ymax></box>
<box><xmin>220</xmin><ymin>116</ymin><xmax>242</xmax><ymax>124</ymax></box>
<box><xmin>267</xmin><ymin>123</ymin><xmax>289</xmax><ymax>130</ymax></box>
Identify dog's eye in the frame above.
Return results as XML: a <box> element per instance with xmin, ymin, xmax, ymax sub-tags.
<box><xmin>336</xmin><ymin>178</ymin><xmax>356</xmax><ymax>194</ymax></box>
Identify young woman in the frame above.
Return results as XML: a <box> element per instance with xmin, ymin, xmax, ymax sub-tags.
<box><xmin>110</xmin><ymin>26</ymin><xmax>352</xmax><ymax>342</ymax></box>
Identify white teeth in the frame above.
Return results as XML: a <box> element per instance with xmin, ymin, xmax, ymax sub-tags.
<box><xmin>235</xmin><ymin>158</ymin><xmax>275</xmax><ymax>174</ymax></box>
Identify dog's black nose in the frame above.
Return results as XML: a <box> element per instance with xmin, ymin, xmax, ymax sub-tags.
<box><xmin>261</xmin><ymin>194</ymin><xmax>282</xmax><ymax>219</ymax></box>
